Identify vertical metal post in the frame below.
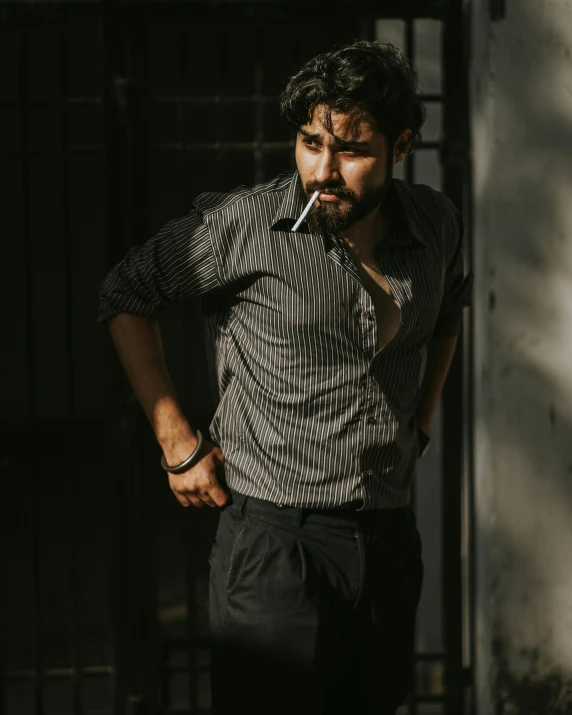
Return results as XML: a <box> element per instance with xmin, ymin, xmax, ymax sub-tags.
<box><xmin>254</xmin><ymin>18</ymin><xmax>265</xmax><ymax>185</ymax></box>
<box><xmin>31</xmin><ymin>502</ymin><xmax>44</xmax><ymax>715</ymax></box>
<box><xmin>0</xmin><ymin>564</ymin><xmax>4</xmax><ymax>715</ymax></box>
<box><xmin>404</xmin><ymin>17</ymin><xmax>417</xmax><ymax>715</ymax></box>
<box><xmin>18</xmin><ymin>25</ymin><xmax>44</xmax><ymax>715</ymax></box>
<box><xmin>103</xmin><ymin>4</ymin><xmax>160</xmax><ymax>713</ymax></box>
<box><xmin>167</xmin><ymin>23</ymin><xmax>202</xmax><ymax>712</ymax></box>
<box><xmin>460</xmin><ymin>2</ymin><xmax>476</xmax><ymax>712</ymax></box>
<box><xmin>185</xmin><ymin>550</ymin><xmax>198</xmax><ymax>713</ymax></box>
<box><xmin>215</xmin><ymin>23</ymin><xmax>225</xmax><ymax>190</ymax></box>
<box><xmin>441</xmin><ymin>0</ymin><xmax>471</xmax><ymax>713</ymax></box>
<box><xmin>404</xmin><ymin>16</ymin><xmax>416</xmax><ymax>189</ymax></box>
<box><xmin>59</xmin><ymin>23</ymin><xmax>75</xmax><ymax>417</ymax></box>
<box><xmin>57</xmin><ymin>22</ymin><xmax>83</xmax><ymax>714</ymax></box>
<box><xmin>180</xmin><ymin>25</ymin><xmax>191</xmax><ymax>209</ymax></box>
<box><xmin>103</xmin><ymin>2</ymin><xmax>132</xmax><ymax>712</ymax></box>
<box><xmin>19</xmin><ymin>14</ymin><xmax>35</xmax><ymax>423</ymax></box>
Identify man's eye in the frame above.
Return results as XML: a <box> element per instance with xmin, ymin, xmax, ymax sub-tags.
<box><xmin>303</xmin><ymin>139</ymin><xmax>319</xmax><ymax>148</ymax></box>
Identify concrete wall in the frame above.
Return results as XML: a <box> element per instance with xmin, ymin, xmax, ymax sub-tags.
<box><xmin>471</xmin><ymin>1</ymin><xmax>572</xmax><ymax>712</ymax></box>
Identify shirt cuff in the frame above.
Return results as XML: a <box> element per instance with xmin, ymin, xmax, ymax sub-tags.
<box><xmin>95</xmin><ymin>301</ymin><xmax>154</xmax><ymax>324</ymax></box>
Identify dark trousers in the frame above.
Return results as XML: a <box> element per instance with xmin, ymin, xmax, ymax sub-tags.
<box><xmin>209</xmin><ymin>489</ymin><xmax>424</xmax><ymax>715</ymax></box>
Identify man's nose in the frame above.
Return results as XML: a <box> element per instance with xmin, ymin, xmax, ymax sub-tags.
<box><xmin>314</xmin><ymin>149</ymin><xmax>340</xmax><ymax>185</ymax></box>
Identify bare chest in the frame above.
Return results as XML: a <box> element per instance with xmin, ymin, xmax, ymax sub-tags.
<box><xmin>354</xmin><ymin>259</ymin><xmax>402</xmax><ymax>351</ymax></box>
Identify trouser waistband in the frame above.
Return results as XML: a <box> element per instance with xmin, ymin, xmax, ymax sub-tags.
<box><xmin>227</xmin><ymin>488</ymin><xmax>412</xmax><ymax>530</ymax></box>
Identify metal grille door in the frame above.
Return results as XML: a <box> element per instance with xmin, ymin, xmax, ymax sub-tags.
<box><xmin>0</xmin><ymin>3</ymin><xmax>472</xmax><ymax>714</ymax></box>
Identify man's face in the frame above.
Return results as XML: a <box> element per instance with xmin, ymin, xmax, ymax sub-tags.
<box><xmin>295</xmin><ymin>104</ymin><xmax>394</xmax><ymax>236</ymax></box>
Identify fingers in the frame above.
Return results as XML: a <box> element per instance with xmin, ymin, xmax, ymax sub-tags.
<box><xmin>204</xmin><ymin>462</ymin><xmax>230</xmax><ymax>507</ymax></box>
<box><xmin>174</xmin><ymin>492</ymin><xmax>192</xmax><ymax>508</ymax></box>
<box><xmin>210</xmin><ymin>482</ymin><xmax>230</xmax><ymax>508</ymax></box>
<box><xmin>174</xmin><ymin>487</ymin><xmax>211</xmax><ymax>509</ymax></box>
<box><xmin>186</xmin><ymin>490</ymin><xmax>224</xmax><ymax>509</ymax></box>
<box><xmin>169</xmin><ymin>464</ymin><xmax>229</xmax><ymax>509</ymax></box>
<box><xmin>187</xmin><ymin>493</ymin><xmax>208</xmax><ymax>509</ymax></box>
<box><xmin>195</xmin><ymin>489</ymin><xmax>219</xmax><ymax>509</ymax></box>
<box><xmin>195</xmin><ymin>472</ymin><xmax>229</xmax><ymax>508</ymax></box>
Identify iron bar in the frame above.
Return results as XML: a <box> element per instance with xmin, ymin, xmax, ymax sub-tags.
<box><xmin>0</xmin><ymin>141</ymin><xmax>446</xmax><ymax>160</ymax></box>
<box><xmin>441</xmin><ymin>0</ymin><xmax>470</xmax><ymax>713</ymax></box>
<box><xmin>460</xmin><ymin>1</ymin><xmax>476</xmax><ymax>712</ymax></box>
<box><xmin>19</xmin><ymin>25</ymin><xmax>44</xmax><ymax>715</ymax></box>
<box><xmin>1</xmin><ymin>2</ymin><xmax>445</xmax><ymax>25</ymax></box>
<box><xmin>214</xmin><ymin>24</ymin><xmax>226</xmax><ymax>190</ymax></box>
<box><xmin>102</xmin><ymin>1</ymin><xmax>133</xmax><ymax>712</ymax></box>
<box><xmin>0</xmin><ymin>95</ymin><xmax>448</xmax><ymax>107</ymax></box>
<box><xmin>0</xmin><ymin>98</ymin><xmax>101</xmax><ymax>108</ymax></box>
<box><xmin>404</xmin><ymin>17</ymin><xmax>416</xmax><ymax>190</ymax></box>
<box><xmin>5</xmin><ymin>667</ymin><xmax>114</xmax><ymax>680</ymax></box>
<box><xmin>1</xmin><ymin>147</ymin><xmax>105</xmax><ymax>156</ymax></box>
<box><xmin>173</xmin><ymin>22</ymin><xmax>201</xmax><ymax>711</ymax></box>
<box><xmin>58</xmin><ymin>26</ymin><xmax>83</xmax><ymax>714</ymax></box>
<box><xmin>180</xmin><ymin>25</ymin><xmax>191</xmax><ymax>219</ymax></box>
<box><xmin>19</xmin><ymin>25</ymin><xmax>34</xmax><ymax>422</ymax></box>
<box><xmin>404</xmin><ymin>17</ymin><xmax>417</xmax><ymax>715</ymax></box>
<box><xmin>185</xmin><ymin>553</ymin><xmax>198</xmax><ymax>713</ymax></box>
<box><xmin>31</xmin><ymin>492</ymin><xmax>43</xmax><ymax>715</ymax></box>
<box><xmin>253</xmin><ymin>22</ymin><xmax>265</xmax><ymax>184</ymax></box>
<box><xmin>59</xmin><ymin>21</ymin><xmax>76</xmax><ymax>417</ymax></box>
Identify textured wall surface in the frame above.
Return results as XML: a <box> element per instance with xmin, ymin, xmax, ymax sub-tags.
<box><xmin>471</xmin><ymin>0</ymin><xmax>572</xmax><ymax>712</ymax></box>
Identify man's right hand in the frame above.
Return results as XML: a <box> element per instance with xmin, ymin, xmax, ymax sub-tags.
<box><xmin>164</xmin><ymin>437</ymin><xmax>229</xmax><ymax>509</ymax></box>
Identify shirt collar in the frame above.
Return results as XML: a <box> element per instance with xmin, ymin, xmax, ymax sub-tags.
<box><xmin>269</xmin><ymin>172</ymin><xmax>307</xmax><ymax>231</ymax></box>
<box><xmin>269</xmin><ymin>171</ymin><xmax>428</xmax><ymax>246</ymax></box>
<box><xmin>390</xmin><ymin>179</ymin><xmax>429</xmax><ymax>246</ymax></box>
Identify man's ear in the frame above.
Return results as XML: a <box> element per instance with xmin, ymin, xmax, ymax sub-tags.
<box><xmin>393</xmin><ymin>129</ymin><xmax>413</xmax><ymax>166</ymax></box>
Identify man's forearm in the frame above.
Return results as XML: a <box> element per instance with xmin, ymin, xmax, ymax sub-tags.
<box><xmin>416</xmin><ymin>334</ymin><xmax>458</xmax><ymax>434</ymax></box>
<box><xmin>107</xmin><ymin>313</ymin><xmax>196</xmax><ymax>453</ymax></box>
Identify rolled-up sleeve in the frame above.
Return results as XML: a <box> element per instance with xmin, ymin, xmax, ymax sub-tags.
<box><xmin>433</xmin><ymin>204</ymin><xmax>474</xmax><ymax>338</ymax></box>
<box><xmin>96</xmin><ymin>207</ymin><xmax>220</xmax><ymax>323</ymax></box>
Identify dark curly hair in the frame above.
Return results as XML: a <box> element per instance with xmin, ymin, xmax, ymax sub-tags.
<box><xmin>279</xmin><ymin>40</ymin><xmax>426</xmax><ymax>152</ymax></box>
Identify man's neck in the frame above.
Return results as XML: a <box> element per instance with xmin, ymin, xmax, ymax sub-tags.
<box><xmin>341</xmin><ymin>204</ymin><xmax>390</xmax><ymax>261</ymax></box>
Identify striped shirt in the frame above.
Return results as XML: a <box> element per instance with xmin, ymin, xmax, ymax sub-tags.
<box><xmin>97</xmin><ymin>171</ymin><xmax>472</xmax><ymax>509</ymax></box>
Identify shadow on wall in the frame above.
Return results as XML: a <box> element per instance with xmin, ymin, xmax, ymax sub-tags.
<box><xmin>472</xmin><ymin>1</ymin><xmax>572</xmax><ymax>712</ymax></box>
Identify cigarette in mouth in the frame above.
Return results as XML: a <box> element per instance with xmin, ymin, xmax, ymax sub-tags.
<box><xmin>291</xmin><ymin>190</ymin><xmax>320</xmax><ymax>232</ymax></box>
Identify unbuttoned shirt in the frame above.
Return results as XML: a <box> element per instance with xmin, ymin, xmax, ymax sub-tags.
<box><xmin>97</xmin><ymin>171</ymin><xmax>473</xmax><ymax>509</ymax></box>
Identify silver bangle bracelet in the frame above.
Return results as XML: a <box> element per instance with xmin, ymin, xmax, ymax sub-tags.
<box><xmin>160</xmin><ymin>430</ymin><xmax>204</xmax><ymax>474</ymax></box>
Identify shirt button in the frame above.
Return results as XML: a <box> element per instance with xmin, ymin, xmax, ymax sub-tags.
<box><xmin>367</xmin><ymin>416</ymin><xmax>377</xmax><ymax>425</ymax></box>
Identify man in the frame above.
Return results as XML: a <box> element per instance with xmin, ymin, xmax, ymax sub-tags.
<box><xmin>98</xmin><ymin>40</ymin><xmax>472</xmax><ymax>715</ymax></box>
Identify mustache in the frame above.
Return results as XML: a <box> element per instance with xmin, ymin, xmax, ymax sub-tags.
<box><xmin>304</xmin><ymin>182</ymin><xmax>357</xmax><ymax>201</ymax></box>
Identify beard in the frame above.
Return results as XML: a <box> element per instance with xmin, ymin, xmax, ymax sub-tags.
<box><xmin>297</xmin><ymin>164</ymin><xmax>393</xmax><ymax>237</ymax></box>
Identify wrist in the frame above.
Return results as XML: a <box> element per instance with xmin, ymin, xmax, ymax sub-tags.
<box><xmin>161</xmin><ymin>430</ymin><xmax>204</xmax><ymax>474</ymax></box>
<box><xmin>158</xmin><ymin>425</ymin><xmax>199</xmax><ymax>460</ymax></box>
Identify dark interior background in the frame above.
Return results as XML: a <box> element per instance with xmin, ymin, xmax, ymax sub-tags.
<box><xmin>0</xmin><ymin>2</ymin><xmax>472</xmax><ymax>714</ymax></box>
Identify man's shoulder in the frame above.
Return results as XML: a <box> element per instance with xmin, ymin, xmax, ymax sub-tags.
<box><xmin>393</xmin><ymin>178</ymin><xmax>461</xmax><ymax>252</ymax></box>
<box><xmin>394</xmin><ymin>178</ymin><xmax>459</xmax><ymax>220</ymax></box>
<box><xmin>192</xmin><ymin>172</ymin><xmax>294</xmax><ymax>219</ymax></box>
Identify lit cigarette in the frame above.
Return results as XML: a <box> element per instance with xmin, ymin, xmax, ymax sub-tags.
<box><xmin>291</xmin><ymin>190</ymin><xmax>320</xmax><ymax>232</ymax></box>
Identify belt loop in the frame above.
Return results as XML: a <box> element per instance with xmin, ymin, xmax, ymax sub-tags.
<box><xmin>229</xmin><ymin>489</ymin><xmax>247</xmax><ymax>516</ymax></box>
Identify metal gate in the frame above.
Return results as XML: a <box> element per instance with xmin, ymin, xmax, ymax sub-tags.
<box><xmin>0</xmin><ymin>2</ymin><xmax>473</xmax><ymax>713</ymax></box>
